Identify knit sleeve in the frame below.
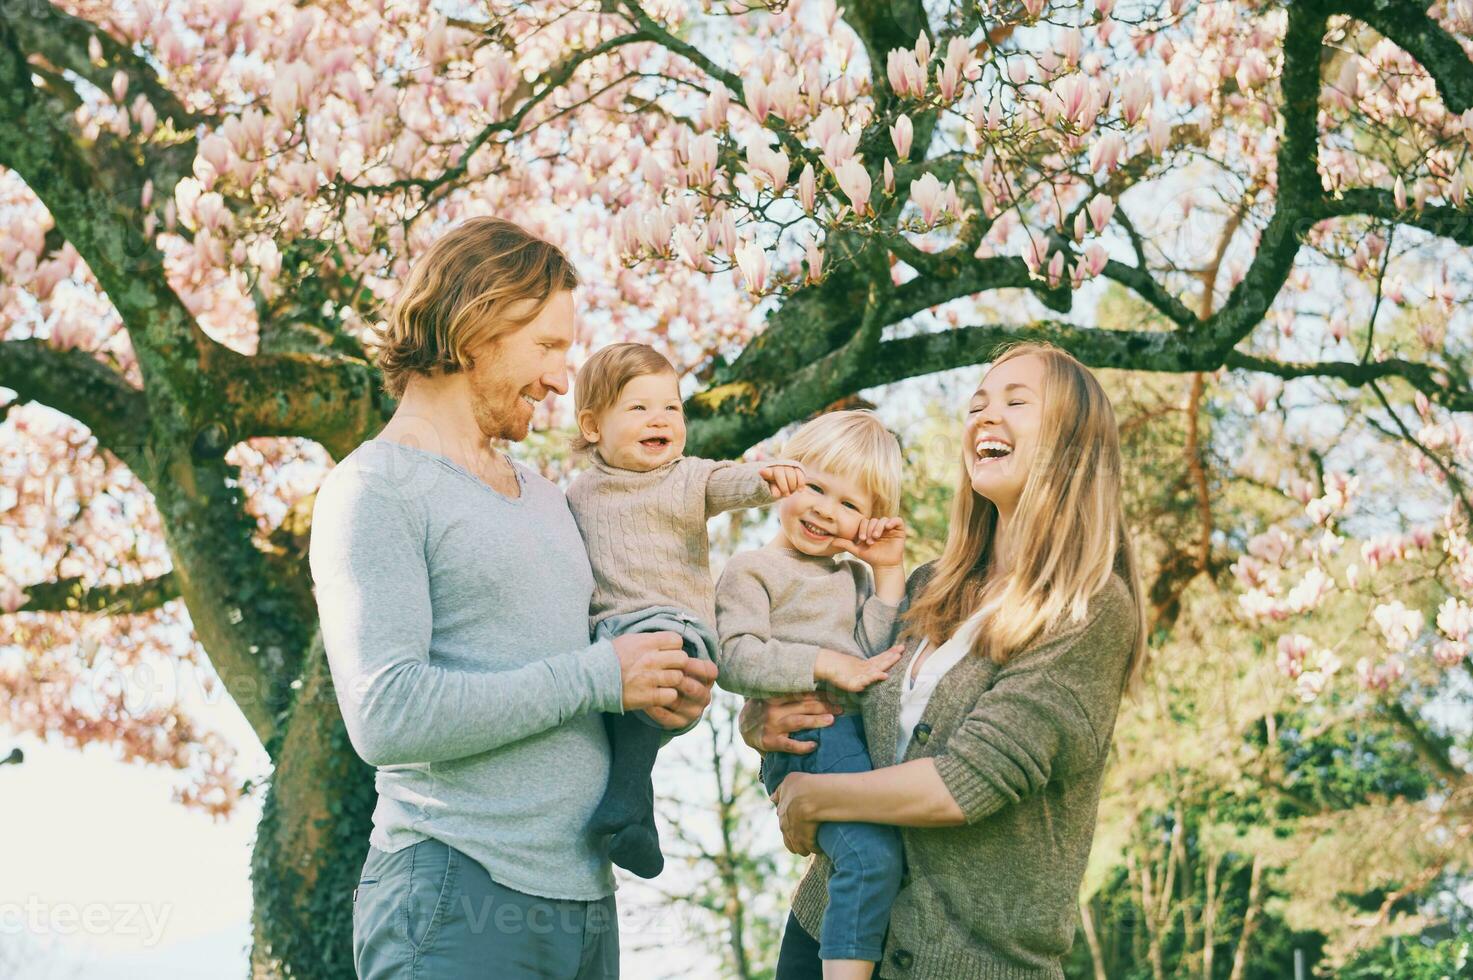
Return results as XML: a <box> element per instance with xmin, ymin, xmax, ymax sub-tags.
<box><xmin>713</xmin><ymin>556</ymin><xmax>822</xmax><ymax>697</ymax></box>
<box><xmin>846</xmin><ymin>559</ymin><xmax>900</xmax><ymax>657</ymax></box>
<box><xmin>930</xmin><ymin>577</ymin><xmax>1135</xmax><ymax>824</ymax></box>
<box><xmin>696</xmin><ymin>457</ymin><xmax>783</xmax><ymax>518</ymax></box>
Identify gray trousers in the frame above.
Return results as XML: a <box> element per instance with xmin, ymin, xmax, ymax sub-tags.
<box><xmin>353</xmin><ymin>837</ymin><xmax>619</xmax><ymax>979</ymax></box>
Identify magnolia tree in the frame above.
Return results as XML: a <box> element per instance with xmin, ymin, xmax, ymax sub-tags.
<box><xmin>2</xmin><ymin>0</ymin><xmax>1472</xmax><ymax>974</ymax></box>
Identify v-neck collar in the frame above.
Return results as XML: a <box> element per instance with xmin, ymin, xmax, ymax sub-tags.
<box><xmin>369</xmin><ymin>439</ymin><xmax>527</xmax><ymax>505</ymax></box>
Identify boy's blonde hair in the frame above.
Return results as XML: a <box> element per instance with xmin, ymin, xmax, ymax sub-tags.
<box><xmin>781</xmin><ymin>410</ymin><xmax>902</xmax><ymax>517</ymax></box>
<box><xmin>572</xmin><ymin>343</ymin><xmax>678</xmax><ymax>454</ymax></box>
<box><xmin>369</xmin><ymin>216</ymin><xmax>578</xmax><ymax>398</ymax></box>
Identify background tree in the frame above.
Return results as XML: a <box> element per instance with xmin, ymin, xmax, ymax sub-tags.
<box><xmin>2</xmin><ymin>0</ymin><xmax>1471</xmax><ymax>975</ymax></box>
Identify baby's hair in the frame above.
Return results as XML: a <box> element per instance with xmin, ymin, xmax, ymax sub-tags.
<box><xmin>781</xmin><ymin>410</ymin><xmax>903</xmax><ymax>517</ymax></box>
<box><xmin>572</xmin><ymin>342</ymin><xmax>678</xmax><ymax>454</ymax></box>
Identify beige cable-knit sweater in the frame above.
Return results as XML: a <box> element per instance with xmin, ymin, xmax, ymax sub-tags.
<box><xmin>565</xmin><ymin>452</ymin><xmax>786</xmax><ymax>630</ymax></box>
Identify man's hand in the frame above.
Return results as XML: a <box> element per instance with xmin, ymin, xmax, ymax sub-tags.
<box><xmin>611</xmin><ymin>631</ymin><xmax>691</xmax><ymax>711</ymax></box>
<box><xmin>759</xmin><ymin>463</ymin><xmax>805</xmax><ymax>498</ymax></box>
<box><xmin>737</xmin><ymin>692</ymin><xmax>843</xmax><ymax>755</ymax></box>
<box><xmin>644</xmin><ymin>656</ymin><xmax>718</xmax><ymax>730</ymax></box>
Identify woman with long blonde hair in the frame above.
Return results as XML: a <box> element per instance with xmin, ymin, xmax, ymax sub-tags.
<box><xmin>742</xmin><ymin>342</ymin><xmax>1148</xmax><ymax>980</ymax></box>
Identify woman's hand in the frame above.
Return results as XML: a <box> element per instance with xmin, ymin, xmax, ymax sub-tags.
<box><xmin>738</xmin><ymin>693</ymin><xmax>843</xmax><ymax>755</ymax></box>
<box><xmin>772</xmin><ymin>772</ymin><xmax>820</xmax><ymax>855</ymax></box>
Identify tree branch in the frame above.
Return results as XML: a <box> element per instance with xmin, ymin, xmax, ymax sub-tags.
<box><xmin>1223</xmin><ymin>350</ymin><xmax>1473</xmax><ymax>412</ymax></box>
<box><xmin>16</xmin><ymin>572</ymin><xmax>179</xmax><ymax>614</ymax></box>
<box><xmin>1193</xmin><ymin>1</ymin><xmax>1328</xmax><ymax>355</ymax></box>
<box><xmin>0</xmin><ymin>19</ymin><xmax>206</xmax><ymax>372</ymax></box>
<box><xmin>204</xmin><ymin>347</ymin><xmax>392</xmax><ymax>461</ymax></box>
<box><xmin>1333</xmin><ymin>0</ymin><xmax>1473</xmax><ymax>113</ymax></box>
<box><xmin>10</xmin><ymin>0</ymin><xmax>207</xmax><ymax>131</ymax></box>
<box><xmin>0</xmin><ymin>339</ymin><xmax>150</xmax><ymax>467</ymax></box>
<box><xmin>1320</xmin><ymin>188</ymin><xmax>1473</xmax><ymax>246</ymax></box>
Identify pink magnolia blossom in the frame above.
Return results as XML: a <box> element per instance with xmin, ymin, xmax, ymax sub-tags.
<box><xmin>1082</xmin><ymin>242</ymin><xmax>1108</xmax><ymax>277</ymax></box>
<box><xmin>890</xmin><ymin>114</ymin><xmax>914</xmax><ymax>161</ymax></box>
<box><xmin>734</xmin><ymin>241</ymin><xmax>767</xmax><ymax>294</ymax></box>
<box><xmin>1120</xmin><ymin>72</ymin><xmax>1152</xmax><ymax>126</ymax></box>
<box><xmin>798</xmin><ymin>163</ymin><xmax>816</xmax><ymax>212</ymax></box>
<box><xmin>804</xmin><ymin>236</ymin><xmax>824</xmax><ymax>282</ymax></box>
<box><xmin>1437</xmin><ymin>596</ymin><xmax>1472</xmax><ymax>642</ymax></box>
<box><xmin>1087</xmin><ymin>194</ymin><xmax>1115</xmax><ymax>232</ymax></box>
<box><xmin>1089</xmin><ymin>131</ymin><xmax>1125</xmax><ymax>172</ymax></box>
<box><xmin>886</xmin><ymin>49</ymin><xmax>926</xmax><ymax>98</ymax></box>
<box><xmin>909</xmin><ymin>172</ymin><xmax>945</xmax><ymax>226</ymax></box>
<box><xmin>1046</xmin><ymin>249</ymin><xmax>1065</xmax><ymax>288</ymax></box>
<box><xmin>1147</xmin><ymin>109</ymin><xmax>1171</xmax><ymax>156</ymax></box>
<box><xmin>687</xmin><ymin>133</ymin><xmax>718</xmax><ymax>186</ymax></box>
<box><xmin>833</xmin><ymin>158</ymin><xmax>872</xmax><ymax>215</ymax></box>
<box><xmin>744</xmin><ymin>141</ymin><xmax>790</xmax><ymax>192</ymax></box>
<box><xmin>1372</xmin><ymin>600</ymin><xmax>1423</xmax><ymax>652</ymax></box>
<box><xmin>743</xmin><ymin>75</ymin><xmax>772</xmax><ymax>123</ymax></box>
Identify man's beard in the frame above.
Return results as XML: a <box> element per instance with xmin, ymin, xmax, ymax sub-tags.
<box><xmin>469</xmin><ymin>369</ymin><xmax>531</xmax><ymax>443</ymax></box>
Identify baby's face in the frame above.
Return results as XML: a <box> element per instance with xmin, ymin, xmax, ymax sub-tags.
<box><xmin>777</xmin><ymin>463</ymin><xmax>874</xmax><ymax>558</ymax></box>
<box><xmin>583</xmin><ymin>371</ymin><xmax>686</xmax><ymax>472</ymax></box>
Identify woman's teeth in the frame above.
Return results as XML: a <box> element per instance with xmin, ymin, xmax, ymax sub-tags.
<box><xmin>974</xmin><ymin>438</ymin><xmax>1012</xmax><ymax>463</ymax></box>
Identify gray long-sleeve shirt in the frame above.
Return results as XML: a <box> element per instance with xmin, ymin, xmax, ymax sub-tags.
<box><xmin>308</xmin><ymin>438</ymin><xmax>625</xmax><ymax>900</ymax></box>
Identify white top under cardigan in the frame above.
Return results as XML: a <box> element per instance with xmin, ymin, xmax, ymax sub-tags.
<box><xmin>895</xmin><ymin>608</ymin><xmax>988</xmax><ymax>760</ymax></box>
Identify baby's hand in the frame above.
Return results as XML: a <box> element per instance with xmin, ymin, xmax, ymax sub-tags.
<box><xmin>760</xmin><ymin>463</ymin><xmax>805</xmax><ymax>498</ymax></box>
<box><xmin>814</xmin><ymin>647</ymin><xmax>901</xmax><ymax>693</ymax></box>
<box><xmin>833</xmin><ymin>516</ymin><xmax>907</xmax><ymax>569</ymax></box>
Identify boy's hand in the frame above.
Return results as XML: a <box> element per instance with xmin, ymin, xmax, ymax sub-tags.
<box><xmin>814</xmin><ymin>646</ymin><xmax>903</xmax><ymax>693</ymax></box>
<box><xmin>759</xmin><ymin>463</ymin><xmax>805</xmax><ymax>498</ymax></box>
<box><xmin>833</xmin><ymin>516</ymin><xmax>907</xmax><ymax>568</ymax></box>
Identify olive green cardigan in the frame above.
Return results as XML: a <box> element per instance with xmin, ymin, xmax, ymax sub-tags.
<box><xmin>787</xmin><ymin>562</ymin><xmax>1138</xmax><ymax>980</ymax></box>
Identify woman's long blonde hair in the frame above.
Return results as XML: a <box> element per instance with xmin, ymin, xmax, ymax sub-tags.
<box><xmin>900</xmin><ymin>342</ymin><xmax>1148</xmax><ymax>690</ymax></box>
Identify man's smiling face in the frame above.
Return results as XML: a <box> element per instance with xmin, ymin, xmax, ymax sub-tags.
<box><xmin>466</xmin><ymin>290</ymin><xmax>574</xmax><ymax>443</ymax></box>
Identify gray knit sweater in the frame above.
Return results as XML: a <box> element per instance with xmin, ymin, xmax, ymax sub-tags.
<box><xmin>713</xmin><ymin>544</ymin><xmax>900</xmax><ymax>701</ymax></box>
<box><xmin>309</xmin><ymin>439</ymin><xmax>626</xmax><ymax>901</ymax></box>
<box><xmin>789</xmin><ymin>563</ymin><xmax>1139</xmax><ymax>980</ymax></box>
<box><xmin>565</xmin><ymin>453</ymin><xmax>783</xmax><ymax>629</ymax></box>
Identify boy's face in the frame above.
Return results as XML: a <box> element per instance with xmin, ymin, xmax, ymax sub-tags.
<box><xmin>776</xmin><ymin>463</ymin><xmax>875</xmax><ymax>558</ymax></box>
<box><xmin>579</xmin><ymin>371</ymin><xmax>686</xmax><ymax>472</ymax></box>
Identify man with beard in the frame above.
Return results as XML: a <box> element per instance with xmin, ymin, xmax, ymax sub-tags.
<box><xmin>310</xmin><ymin>217</ymin><xmax>717</xmax><ymax>979</ymax></box>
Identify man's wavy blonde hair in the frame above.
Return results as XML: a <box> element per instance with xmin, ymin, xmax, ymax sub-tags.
<box><xmin>369</xmin><ymin>217</ymin><xmax>578</xmax><ymax>398</ymax></box>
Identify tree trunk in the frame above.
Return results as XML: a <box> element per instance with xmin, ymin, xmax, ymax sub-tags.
<box><xmin>1227</xmin><ymin>856</ymin><xmax>1264</xmax><ymax>980</ymax></box>
<box><xmin>1080</xmin><ymin>898</ymin><xmax>1108</xmax><ymax>980</ymax></box>
<box><xmin>250</xmin><ymin>632</ymin><xmax>377</xmax><ymax>978</ymax></box>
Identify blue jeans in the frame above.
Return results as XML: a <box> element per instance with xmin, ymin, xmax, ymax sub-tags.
<box><xmin>353</xmin><ymin>837</ymin><xmax>619</xmax><ymax>978</ymax></box>
<box><xmin>763</xmin><ymin>713</ymin><xmax>903</xmax><ymax>962</ymax></box>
